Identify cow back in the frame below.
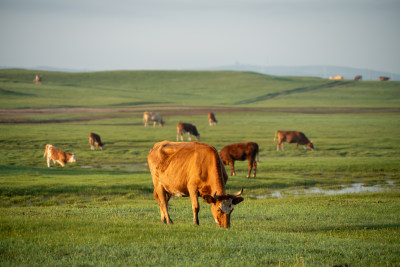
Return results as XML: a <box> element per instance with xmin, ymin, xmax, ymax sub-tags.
<box><xmin>148</xmin><ymin>141</ymin><xmax>227</xmax><ymax>196</ymax></box>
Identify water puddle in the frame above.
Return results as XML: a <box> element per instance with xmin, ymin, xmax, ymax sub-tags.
<box><xmin>262</xmin><ymin>181</ymin><xmax>399</xmax><ymax>199</ymax></box>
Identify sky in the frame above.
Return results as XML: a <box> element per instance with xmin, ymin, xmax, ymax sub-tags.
<box><xmin>1</xmin><ymin>0</ymin><xmax>399</xmax><ymax>74</ymax></box>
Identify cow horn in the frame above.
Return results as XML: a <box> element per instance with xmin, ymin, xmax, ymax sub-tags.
<box><xmin>230</xmin><ymin>188</ymin><xmax>243</xmax><ymax>197</ymax></box>
<box><xmin>213</xmin><ymin>192</ymin><xmax>225</xmax><ymax>200</ymax></box>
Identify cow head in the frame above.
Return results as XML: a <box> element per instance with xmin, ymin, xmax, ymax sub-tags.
<box><xmin>69</xmin><ymin>154</ymin><xmax>77</xmax><ymax>163</ymax></box>
<box><xmin>203</xmin><ymin>188</ymin><xmax>244</xmax><ymax>228</ymax></box>
<box><xmin>307</xmin><ymin>141</ymin><xmax>315</xmax><ymax>151</ymax></box>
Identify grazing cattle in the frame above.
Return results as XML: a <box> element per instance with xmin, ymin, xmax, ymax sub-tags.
<box><xmin>43</xmin><ymin>144</ymin><xmax>76</xmax><ymax>168</ymax></box>
<box><xmin>208</xmin><ymin>112</ymin><xmax>218</xmax><ymax>126</ymax></box>
<box><xmin>379</xmin><ymin>76</ymin><xmax>390</xmax><ymax>81</ymax></box>
<box><xmin>354</xmin><ymin>75</ymin><xmax>362</xmax><ymax>81</ymax></box>
<box><xmin>219</xmin><ymin>142</ymin><xmax>259</xmax><ymax>178</ymax></box>
<box><xmin>329</xmin><ymin>76</ymin><xmax>344</xmax><ymax>80</ymax></box>
<box><xmin>89</xmin><ymin>132</ymin><xmax>104</xmax><ymax>150</ymax></box>
<box><xmin>143</xmin><ymin>112</ymin><xmax>164</xmax><ymax>127</ymax></box>
<box><xmin>33</xmin><ymin>74</ymin><xmax>43</xmax><ymax>84</ymax></box>
<box><xmin>148</xmin><ymin>141</ymin><xmax>244</xmax><ymax>228</ymax></box>
<box><xmin>274</xmin><ymin>131</ymin><xmax>314</xmax><ymax>151</ymax></box>
<box><xmin>177</xmin><ymin>122</ymin><xmax>200</xmax><ymax>141</ymax></box>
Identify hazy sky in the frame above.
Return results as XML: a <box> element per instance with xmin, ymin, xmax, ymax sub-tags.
<box><xmin>1</xmin><ymin>0</ymin><xmax>399</xmax><ymax>73</ymax></box>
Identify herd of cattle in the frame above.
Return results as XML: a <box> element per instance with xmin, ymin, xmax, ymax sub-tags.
<box><xmin>44</xmin><ymin>111</ymin><xmax>314</xmax><ymax>228</ymax></box>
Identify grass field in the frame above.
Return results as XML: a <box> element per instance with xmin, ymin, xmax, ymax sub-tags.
<box><xmin>0</xmin><ymin>69</ymin><xmax>399</xmax><ymax>266</ymax></box>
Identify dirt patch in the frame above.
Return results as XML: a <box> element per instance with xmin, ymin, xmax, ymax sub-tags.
<box><xmin>0</xmin><ymin>106</ymin><xmax>399</xmax><ymax>124</ymax></box>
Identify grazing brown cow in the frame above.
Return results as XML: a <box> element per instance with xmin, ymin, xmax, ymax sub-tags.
<box><xmin>177</xmin><ymin>122</ymin><xmax>200</xmax><ymax>141</ymax></box>
<box><xmin>219</xmin><ymin>142</ymin><xmax>259</xmax><ymax>178</ymax></box>
<box><xmin>43</xmin><ymin>144</ymin><xmax>76</xmax><ymax>168</ymax></box>
<box><xmin>274</xmin><ymin>131</ymin><xmax>314</xmax><ymax>151</ymax></box>
<box><xmin>208</xmin><ymin>112</ymin><xmax>218</xmax><ymax>126</ymax></box>
<box><xmin>33</xmin><ymin>74</ymin><xmax>43</xmax><ymax>84</ymax></box>
<box><xmin>143</xmin><ymin>112</ymin><xmax>164</xmax><ymax>127</ymax></box>
<box><xmin>354</xmin><ymin>75</ymin><xmax>362</xmax><ymax>81</ymax></box>
<box><xmin>148</xmin><ymin>141</ymin><xmax>244</xmax><ymax>228</ymax></box>
<box><xmin>89</xmin><ymin>132</ymin><xmax>104</xmax><ymax>150</ymax></box>
<box><xmin>379</xmin><ymin>76</ymin><xmax>390</xmax><ymax>81</ymax></box>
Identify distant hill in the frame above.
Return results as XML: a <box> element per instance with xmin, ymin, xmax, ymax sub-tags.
<box><xmin>1</xmin><ymin>65</ymin><xmax>399</xmax><ymax>81</ymax></box>
<box><xmin>206</xmin><ymin>64</ymin><xmax>400</xmax><ymax>81</ymax></box>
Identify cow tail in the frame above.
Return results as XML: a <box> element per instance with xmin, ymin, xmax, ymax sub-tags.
<box><xmin>274</xmin><ymin>131</ymin><xmax>278</xmax><ymax>143</ymax></box>
<box><xmin>43</xmin><ymin>144</ymin><xmax>48</xmax><ymax>158</ymax></box>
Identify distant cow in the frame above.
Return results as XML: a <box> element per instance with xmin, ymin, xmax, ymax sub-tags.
<box><xmin>143</xmin><ymin>112</ymin><xmax>164</xmax><ymax>127</ymax></box>
<box><xmin>43</xmin><ymin>144</ymin><xmax>76</xmax><ymax>168</ymax></box>
<box><xmin>89</xmin><ymin>132</ymin><xmax>104</xmax><ymax>150</ymax></box>
<box><xmin>33</xmin><ymin>74</ymin><xmax>43</xmax><ymax>84</ymax></box>
<box><xmin>329</xmin><ymin>76</ymin><xmax>344</xmax><ymax>80</ymax></box>
<box><xmin>148</xmin><ymin>140</ymin><xmax>244</xmax><ymax>228</ymax></box>
<box><xmin>177</xmin><ymin>122</ymin><xmax>200</xmax><ymax>141</ymax></box>
<box><xmin>379</xmin><ymin>76</ymin><xmax>390</xmax><ymax>81</ymax></box>
<box><xmin>219</xmin><ymin>142</ymin><xmax>259</xmax><ymax>178</ymax></box>
<box><xmin>274</xmin><ymin>131</ymin><xmax>314</xmax><ymax>151</ymax></box>
<box><xmin>208</xmin><ymin>112</ymin><xmax>218</xmax><ymax>126</ymax></box>
<box><xmin>354</xmin><ymin>75</ymin><xmax>362</xmax><ymax>81</ymax></box>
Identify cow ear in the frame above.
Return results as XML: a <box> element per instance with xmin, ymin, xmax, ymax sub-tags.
<box><xmin>232</xmin><ymin>197</ymin><xmax>244</xmax><ymax>205</ymax></box>
<box><xmin>202</xmin><ymin>195</ymin><xmax>216</xmax><ymax>204</ymax></box>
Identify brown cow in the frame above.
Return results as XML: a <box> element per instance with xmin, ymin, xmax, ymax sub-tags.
<box><xmin>89</xmin><ymin>132</ymin><xmax>104</xmax><ymax>150</ymax></box>
<box><xmin>379</xmin><ymin>76</ymin><xmax>390</xmax><ymax>81</ymax></box>
<box><xmin>177</xmin><ymin>122</ymin><xmax>200</xmax><ymax>141</ymax></box>
<box><xmin>274</xmin><ymin>131</ymin><xmax>314</xmax><ymax>151</ymax></box>
<box><xmin>43</xmin><ymin>144</ymin><xmax>76</xmax><ymax>168</ymax></box>
<box><xmin>148</xmin><ymin>141</ymin><xmax>244</xmax><ymax>228</ymax></box>
<box><xmin>354</xmin><ymin>75</ymin><xmax>362</xmax><ymax>81</ymax></box>
<box><xmin>219</xmin><ymin>142</ymin><xmax>259</xmax><ymax>178</ymax></box>
<box><xmin>143</xmin><ymin>112</ymin><xmax>164</xmax><ymax>127</ymax></box>
<box><xmin>208</xmin><ymin>112</ymin><xmax>218</xmax><ymax>126</ymax></box>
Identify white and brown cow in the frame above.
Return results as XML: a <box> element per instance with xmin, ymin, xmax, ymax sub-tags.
<box><xmin>148</xmin><ymin>141</ymin><xmax>244</xmax><ymax>228</ymax></box>
<box><xmin>143</xmin><ymin>112</ymin><xmax>164</xmax><ymax>127</ymax></box>
<box><xmin>274</xmin><ymin>130</ymin><xmax>314</xmax><ymax>151</ymax></box>
<box><xmin>208</xmin><ymin>112</ymin><xmax>218</xmax><ymax>126</ymax></box>
<box><xmin>177</xmin><ymin>122</ymin><xmax>200</xmax><ymax>141</ymax></box>
<box><xmin>43</xmin><ymin>144</ymin><xmax>76</xmax><ymax>168</ymax></box>
<box><xmin>33</xmin><ymin>74</ymin><xmax>43</xmax><ymax>84</ymax></box>
<box><xmin>219</xmin><ymin>142</ymin><xmax>259</xmax><ymax>178</ymax></box>
<box><xmin>89</xmin><ymin>132</ymin><xmax>104</xmax><ymax>150</ymax></box>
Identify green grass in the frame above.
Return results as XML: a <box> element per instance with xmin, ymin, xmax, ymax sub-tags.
<box><xmin>0</xmin><ymin>69</ymin><xmax>399</xmax><ymax>266</ymax></box>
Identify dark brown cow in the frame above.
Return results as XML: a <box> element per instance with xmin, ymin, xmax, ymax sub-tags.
<box><xmin>379</xmin><ymin>76</ymin><xmax>390</xmax><ymax>81</ymax></box>
<box><xmin>177</xmin><ymin>122</ymin><xmax>200</xmax><ymax>141</ymax></box>
<box><xmin>89</xmin><ymin>132</ymin><xmax>104</xmax><ymax>150</ymax></box>
<box><xmin>274</xmin><ymin>130</ymin><xmax>314</xmax><ymax>151</ymax></box>
<box><xmin>43</xmin><ymin>144</ymin><xmax>76</xmax><ymax>168</ymax></box>
<box><xmin>208</xmin><ymin>112</ymin><xmax>218</xmax><ymax>126</ymax></box>
<box><xmin>354</xmin><ymin>75</ymin><xmax>362</xmax><ymax>81</ymax></box>
<box><xmin>219</xmin><ymin>142</ymin><xmax>259</xmax><ymax>178</ymax></box>
<box><xmin>148</xmin><ymin>141</ymin><xmax>244</xmax><ymax>228</ymax></box>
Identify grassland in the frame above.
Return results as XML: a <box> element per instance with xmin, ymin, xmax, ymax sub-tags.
<box><xmin>0</xmin><ymin>69</ymin><xmax>399</xmax><ymax>266</ymax></box>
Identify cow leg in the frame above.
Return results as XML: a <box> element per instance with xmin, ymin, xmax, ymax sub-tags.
<box><xmin>246</xmin><ymin>158</ymin><xmax>253</xmax><ymax>178</ymax></box>
<box><xmin>229</xmin><ymin>161</ymin><xmax>236</xmax><ymax>176</ymax></box>
<box><xmin>153</xmin><ymin>121</ymin><xmax>156</xmax><ymax>127</ymax></box>
<box><xmin>188</xmin><ymin>133</ymin><xmax>191</xmax><ymax>141</ymax></box>
<box><xmin>296</xmin><ymin>143</ymin><xmax>299</xmax><ymax>149</ymax></box>
<box><xmin>154</xmin><ymin>186</ymin><xmax>173</xmax><ymax>224</ymax></box>
<box><xmin>46</xmin><ymin>157</ymin><xmax>51</xmax><ymax>168</ymax></box>
<box><xmin>188</xmin><ymin>188</ymin><xmax>200</xmax><ymax>225</ymax></box>
<box><xmin>281</xmin><ymin>143</ymin><xmax>284</xmax><ymax>151</ymax></box>
<box><xmin>276</xmin><ymin>143</ymin><xmax>280</xmax><ymax>151</ymax></box>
